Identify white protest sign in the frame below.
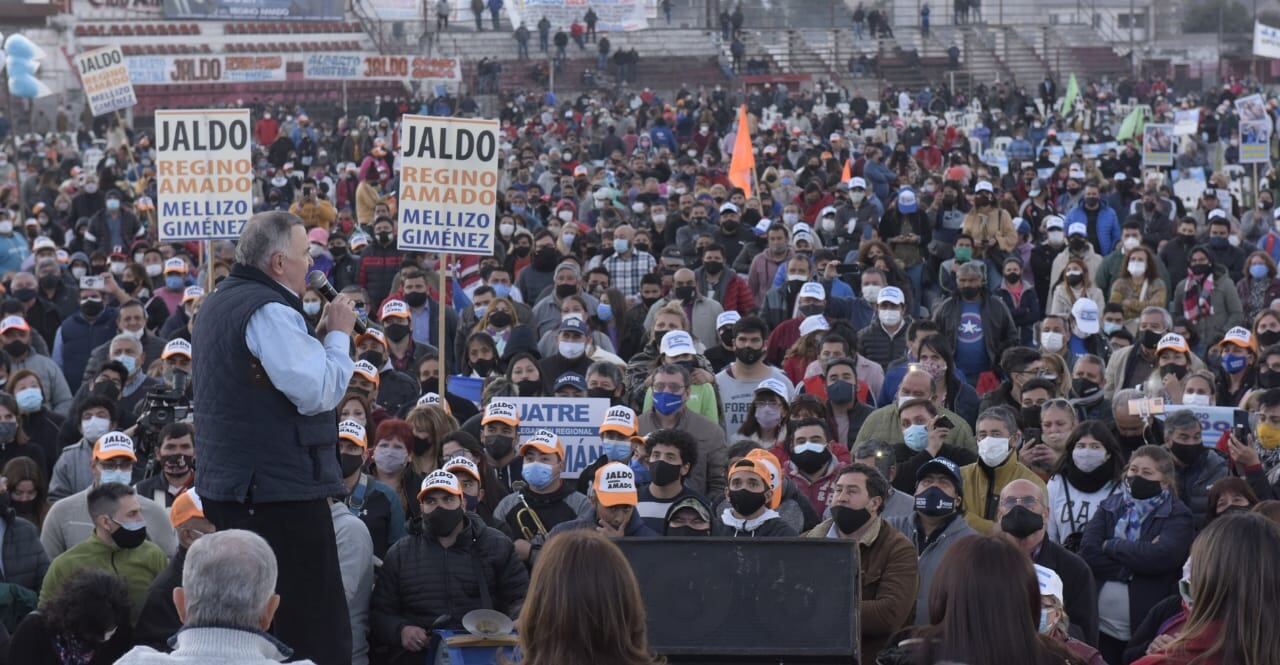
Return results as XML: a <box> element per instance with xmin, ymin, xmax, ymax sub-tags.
<box><xmin>1162</xmin><ymin>404</ymin><xmax>1242</xmax><ymax>448</ymax></box>
<box><xmin>510</xmin><ymin>397</ymin><xmax>611</xmax><ymax>478</ymax></box>
<box><xmin>397</xmin><ymin>115</ymin><xmax>499</xmax><ymax>256</ymax></box>
<box><xmin>75</xmin><ymin>46</ymin><xmax>136</xmax><ymax>116</ymax></box>
<box><xmin>155</xmin><ymin>109</ymin><xmax>253</xmax><ymax>242</ymax></box>
<box><xmin>1173</xmin><ymin>109</ymin><xmax>1199</xmax><ymax>136</ymax></box>
<box><xmin>1256</xmin><ymin>21</ymin><xmax>1280</xmax><ymax>60</ymax></box>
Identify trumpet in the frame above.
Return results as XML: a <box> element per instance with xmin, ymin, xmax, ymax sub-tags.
<box><xmin>510</xmin><ymin>481</ymin><xmax>548</xmax><ymax>541</ymax></box>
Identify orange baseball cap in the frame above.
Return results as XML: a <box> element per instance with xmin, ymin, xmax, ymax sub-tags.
<box><xmin>482</xmin><ymin>399</ymin><xmax>519</xmax><ymax>427</ymax></box>
<box><xmin>519</xmin><ymin>429</ymin><xmax>564</xmax><ymax>458</ymax></box>
<box><xmin>443</xmin><ymin>456</ymin><xmax>481</xmax><ymax>483</ymax></box>
<box><xmin>745</xmin><ymin>448</ymin><xmax>783</xmax><ymax>509</ymax></box>
<box><xmin>352</xmin><ymin>360</ymin><xmax>381</xmax><ymax>385</ymax></box>
<box><xmin>338</xmin><ymin>420</ymin><xmax>366</xmax><ymax>449</ymax></box>
<box><xmin>169</xmin><ymin>488</ymin><xmax>205</xmax><ymax>529</ymax></box>
<box><xmin>593</xmin><ymin>462</ymin><xmax>638</xmax><ymax>507</ymax></box>
<box><xmin>416</xmin><ymin>392</ymin><xmax>452</xmax><ymax>415</ymax></box>
<box><xmin>94</xmin><ymin>432</ymin><xmax>137</xmax><ymax>463</ymax></box>
<box><xmin>599</xmin><ymin>405</ymin><xmax>638</xmax><ymax>437</ymax></box>
<box><xmin>728</xmin><ymin>458</ymin><xmax>772</xmax><ymax>489</ymax></box>
<box><xmin>417</xmin><ymin>470</ymin><xmax>463</xmax><ymax>500</ymax></box>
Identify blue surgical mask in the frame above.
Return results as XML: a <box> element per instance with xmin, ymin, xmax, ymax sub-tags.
<box><xmin>302</xmin><ymin>300</ymin><xmax>322</xmax><ymax>316</ymax></box>
<box><xmin>521</xmin><ymin>461</ymin><xmax>555</xmax><ymax>489</ymax></box>
<box><xmin>106</xmin><ymin>198</ymin><xmax>120</xmax><ymax>211</ymax></box>
<box><xmin>1038</xmin><ymin>609</ymin><xmax>1051</xmax><ymax>634</ymax></box>
<box><xmin>1251</xmin><ymin>263</ymin><xmax>1270</xmax><ymax>279</ymax></box>
<box><xmin>493</xmin><ymin>283</ymin><xmax>512</xmax><ymax>298</ymax></box>
<box><xmin>165</xmin><ymin>275</ymin><xmax>185</xmax><ymax>291</ymax></box>
<box><xmin>474</xmin><ymin>304</ymin><xmax>488</xmax><ymax>319</ymax></box>
<box><xmin>14</xmin><ymin>387</ymin><xmax>42</xmax><ymax>413</ymax></box>
<box><xmin>99</xmin><ymin>468</ymin><xmax>132</xmax><ymax>486</ymax></box>
<box><xmin>113</xmin><ymin>354</ymin><xmax>137</xmax><ymax>375</ymax></box>
<box><xmin>613</xmin><ymin>238</ymin><xmax>629</xmax><ymax>254</ymax></box>
<box><xmin>903</xmin><ymin>424</ymin><xmax>929</xmax><ymax>451</ymax></box>
<box><xmin>653</xmin><ymin>391</ymin><xmax>684</xmax><ymax>416</ymax></box>
<box><xmin>1102</xmin><ymin>321</ymin><xmax>1123</xmax><ymax>335</ymax></box>
<box><xmin>629</xmin><ymin>457</ymin><xmax>651</xmax><ymax>485</ymax></box>
<box><xmin>597</xmin><ymin>302</ymin><xmax>613</xmax><ymax>322</ymax></box>
<box><xmin>602</xmin><ymin>441</ymin><xmax>632</xmax><ymax>462</ymax></box>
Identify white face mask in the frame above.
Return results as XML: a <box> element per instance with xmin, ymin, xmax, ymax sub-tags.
<box><xmin>1182</xmin><ymin>392</ymin><xmax>1211</xmax><ymax>406</ymax></box>
<box><xmin>500</xmin><ymin>222</ymin><xmax>515</xmax><ymax>237</ymax></box>
<box><xmin>558</xmin><ymin>209</ymin><xmax>573</xmax><ymax>222</ymax></box>
<box><xmin>1040</xmin><ymin>331</ymin><xmax>1064</xmax><ymax>352</ymax></box>
<box><xmin>81</xmin><ymin>416</ymin><xmax>110</xmax><ymax>442</ymax></box>
<box><xmin>145</xmin><ymin>264</ymin><xmax>163</xmax><ymax>277</ymax></box>
<box><xmin>1229</xmin><ymin>234</ymin><xmax>1241</xmax><ymax>247</ymax></box>
<box><xmin>783</xmin><ymin>212</ymin><xmax>800</xmax><ymax>225</ymax></box>
<box><xmin>821</xmin><ymin>217</ymin><xmax>836</xmax><ymax>233</ymax></box>
<box><xmin>1122</xmin><ymin>236</ymin><xmax>1140</xmax><ymax>251</ymax></box>
<box><xmin>862</xmin><ymin>285</ymin><xmax>882</xmax><ymax>302</ymax></box>
<box><xmin>878</xmin><ymin>308</ymin><xmax>902</xmax><ymax>328</ymax></box>
<box><xmin>1047</xmin><ymin>230</ymin><xmax>1065</xmax><ymax>245</ymax></box>
<box><xmin>1128</xmin><ymin>261</ymin><xmax>1147</xmax><ymax>277</ymax></box>
<box><xmin>71</xmin><ymin>266</ymin><xmax>87</xmax><ymax>280</ymax></box>
<box><xmin>558</xmin><ymin>340</ymin><xmax>586</xmax><ymax>359</ymax></box>
<box><xmin>850</xmin><ymin>192</ymin><xmax>866</xmax><ymax>204</ymax></box>
<box><xmin>0</xmin><ymin>221</ymin><xmax>11</xmax><ymax>235</ymax></box>
<box><xmin>978</xmin><ymin>436</ymin><xmax>1012</xmax><ymax>467</ymax></box>
<box><xmin>1071</xmin><ymin>447</ymin><xmax>1107</xmax><ymax>473</ymax></box>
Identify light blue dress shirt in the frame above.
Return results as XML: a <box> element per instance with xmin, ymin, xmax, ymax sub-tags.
<box><xmin>246</xmin><ymin>302</ymin><xmax>353</xmax><ymax>416</ymax></box>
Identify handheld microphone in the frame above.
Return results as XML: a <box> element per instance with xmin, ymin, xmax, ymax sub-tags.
<box><xmin>307</xmin><ymin>270</ymin><xmax>367</xmax><ymax>334</ymax></box>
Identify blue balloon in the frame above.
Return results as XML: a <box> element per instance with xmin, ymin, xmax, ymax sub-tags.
<box><xmin>7</xmin><ymin>57</ymin><xmax>37</xmax><ymax>77</ymax></box>
<box><xmin>8</xmin><ymin>73</ymin><xmax>49</xmax><ymax>99</ymax></box>
<box><xmin>3</xmin><ymin>35</ymin><xmax>43</xmax><ymax>61</ymax></box>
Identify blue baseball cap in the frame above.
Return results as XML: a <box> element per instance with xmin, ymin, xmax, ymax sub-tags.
<box><xmin>916</xmin><ymin>456</ymin><xmax>963</xmax><ymax>493</ymax></box>
<box><xmin>897</xmin><ymin>189</ymin><xmax>918</xmax><ymax>213</ymax></box>
<box><xmin>558</xmin><ymin>316</ymin><xmax>590</xmax><ymax>336</ymax></box>
<box><xmin>554</xmin><ymin>372</ymin><xmax>587</xmax><ymax>392</ymax></box>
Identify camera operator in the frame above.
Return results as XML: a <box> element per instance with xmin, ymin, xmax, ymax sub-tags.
<box><xmin>132</xmin><ymin>339</ymin><xmax>194</xmax><ymax>475</ymax></box>
<box><xmin>134</xmin><ymin>422</ymin><xmax>195</xmax><ymax>508</ymax></box>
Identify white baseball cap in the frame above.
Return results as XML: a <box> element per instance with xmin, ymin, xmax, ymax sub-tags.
<box><xmin>974</xmin><ymin>180</ymin><xmax>994</xmax><ymax>194</ymax></box>
<box><xmin>161</xmin><ymin>338</ymin><xmax>192</xmax><ymax>360</ymax></box>
<box><xmin>1044</xmin><ymin>216</ymin><xmax>1065</xmax><ymax>231</ymax></box>
<box><xmin>1070</xmin><ymin>298</ymin><xmax>1100</xmax><ymax>335</ymax></box>
<box><xmin>799</xmin><ymin>314</ymin><xmax>830</xmax><ymax>337</ymax></box>
<box><xmin>1067</xmin><ymin>222</ymin><xmax>1088</xmax><ymax>237</ymax></box>
<box><xmin>659</xmin><ymin>330</ymin><xmax>697</xmax><ymax>357</ymax></box>
<box><xmin>1035</xmin><ymin>564</ymin><xmax>1065</xmax><ymax>605</ymax></box>
<box><xmin>593</xmin><ymin>462</ymin><xmax>638</xmax><ymax>507</ymax></box>
<box><xmin>716</xmin><ymin>311</ymin><xmax>741</xmax><ymax>330</ymax></box>
<box><xmin>877</xmin><ymin>286</ymin><xmax>905</xmax><ymax>305</ymax></box>
<box><xmin>798</xmin><ymin>282</ymin><xmax>826</xmax><ymax>301</ymax></box>
<box><xmin>849</xmin><ymin>177</ymin><xmax>867</xmax><ymax>190</ymax></box>
<box><xmin>755</xmin><ymin>377</ymin><xmax>791</xmax><ymax>401</ymax></box>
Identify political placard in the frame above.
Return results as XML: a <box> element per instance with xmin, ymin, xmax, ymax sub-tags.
<box><xmin>302</xmin><ymin>53</ymin><xmax>461</xmax><ymax>82</ymax></box>
<box><xmin>1240</xmin><ymin>119</ymin><xmax>1272</xmax><ymax>164</ymax></box>
<box><xmin>155</xmin><ymin>110</ymin><xmax>253</xmax><ymax>242</ymax></box>
<box><xmin>1173</xmin><ymin>109</ymin><xmax>1199</xmax><ymax>136</ymax></box>
<box><xmin>1141</xmin><ymin>123</ymin><xmax>1175</xmax><ymax>168</ymax></box>
<box><xmin>1162</xmin><ymin>404</ymin><xmax>1243</xmax><ymax>448</ymax></box>
<box><xmin>509</xmin><ymin>397</ymin><xmax>611</xmax><ymax>478</ymax></box>
<box><xmin>126</xmin><ymin>55</ymin><xmax>287</xmax><ymax>85</ymax></box>
<box><xmin>507</xmin><ymin>0</ymin><xmax>649</xmax><ymax>32</ymax></box>
<box><xmin>75</xmin><ymin>46</ymin><xmax>136</xmax><ymax>116</ymax></box>
<box><xmin>396</xmin><ymin>115</ymin><xmax>500</xmax><ymax>256</ymax></box>
<box><xmin>1257</xmin><ymin>21</ymin><xmax>1280</xmax><ymax>59</ymax></box>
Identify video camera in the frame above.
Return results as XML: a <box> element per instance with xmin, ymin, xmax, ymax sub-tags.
<box><xmin>135</xmin><ymin>369</ymin><xmax>192</xmax><ymax>473</ymax></box>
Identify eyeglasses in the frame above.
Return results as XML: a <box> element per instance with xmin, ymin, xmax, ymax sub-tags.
<box><xmin>999</xmin><ymin>496</ymin><xmax>1041</xmax><ymax>510</ymax></box>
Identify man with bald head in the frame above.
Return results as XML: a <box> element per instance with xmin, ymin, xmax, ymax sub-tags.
<box><xmin>996</xmin><ymin>479</ymin><xmax>1098</xmax><ymax>645</ymax></box>
<box><xmin>643</xmin><ymin>267</ymin><xmax>724</xmax><ymax>349</ymax></box>
<box><xmin>603</xmin><ymin>223</ymin><xmax>656</xmax><ymax>299</ymax></box>
<box><xmin>854</xmin><ymin>369</ymin><xmax>977</xmax><ymax>469</ymax></box>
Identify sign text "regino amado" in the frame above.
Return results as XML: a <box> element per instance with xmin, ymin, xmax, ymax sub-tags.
<box><xmin>397</xmin><ymin>116</ymin><xmax>500</xmax><ymax>256</ymax></box>
<box><xmin>156</xmin><ymin>110</ymin><xmax>253</xmax><ymax>242</ymax></box>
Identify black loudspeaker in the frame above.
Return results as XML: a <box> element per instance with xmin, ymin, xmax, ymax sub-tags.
<box><xmin>615</xmin><ymin>538</ymin><xmax>860</xmax><ymax>664</ymax></box>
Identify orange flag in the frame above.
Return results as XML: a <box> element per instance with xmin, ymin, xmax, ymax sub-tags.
<box><xmin>840</xmin><ymin>158</ymin><xmax>852</xmax><ymax>184</ymax></box>
<box><xmin>728</xmin><ymin>104</ymin><xmax>755</xmax><ymax>198</ymax></box>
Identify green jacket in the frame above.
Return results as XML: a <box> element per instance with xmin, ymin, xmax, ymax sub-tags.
<box><xmin>853</xmin><ymin>403</ymin><xmax>976</xmax><ymax>452</ymax></box>
<box><xmin>40</xmin><ymin>534</ymin><xmax>167</xmax><ymax>622</ymax></box>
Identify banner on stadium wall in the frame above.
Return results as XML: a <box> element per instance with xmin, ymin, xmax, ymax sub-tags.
<box><xmin>1173</xmin><ymin>109</ymin><xmax>1199</xmax><ymax>136</ymax></box>
<box><xmin>1140</xmin><ymin>123</ymin><xmax>1174</xmax><ymax>167</ymax></box>
<box><xmin>1255</xmin><ymin>21</ymin><xmax>1280</xmax><ymax>60</ymax></box>
<box><xmin>396</xmin><ymin>115</ymin><xmax>500</xmax><ymax>256</ymax></box>
<box><xmin>162</xmin><ymin>0</ymin><xmax>343</xmax><ymax>21</ymax></box>
<box><xmin>155</xmin><ymin>109</ymin><xmax>253</xmax><ymax>242</ymax></box>
<box><xmin>302</xmin><ymin>54</ymin><xmax>462</xmax><ymax>82</ymax></box>
<box><xmin>1162</xmin><ymin>405</ymin><xmax>1243</xmax><ymax>448</ymax></box>
<box><xmin>509</xmin><ymin>397</ymin><xmax>612</xmax><ymax>478</ymax></box>
<box><xmin>126</xmin><ymin>55</ymin><xmax>287</xmax><ymax>85</ymax></box>
<box><xmin>74</xmin><ymin>46</ymin><xmax>136</xmax><ymax>117</ymax></box>
<box><xmin>507</xmin><ymin>0</ymin><xmax>649</xmax><ymax>32</ymax></box>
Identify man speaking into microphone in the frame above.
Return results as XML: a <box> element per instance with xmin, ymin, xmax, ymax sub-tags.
<box><xmin>192</xmin><ymin>211</ymin><xmax>357</xmax><ymax>664</ymax></box>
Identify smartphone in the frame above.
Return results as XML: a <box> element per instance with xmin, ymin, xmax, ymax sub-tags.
<box><xmin>934</xmin><ymin>415</ymin><xmax>954</xmax><ymax>430</ymax></box>
<box><xmin>1233</xmin><ymin>409</ymin><xmax>1252</xmax><ymax>444</ymax></box>
<box><xmin>79</xmin><ymin>275</ymin><xmax>105</xmax><ymax>291</ymax></box>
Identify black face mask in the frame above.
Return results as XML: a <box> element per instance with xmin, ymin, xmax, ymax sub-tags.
<box><xmin>641</xmin><ymin>296</ymin><xmax>661</xmax><ymax>309</ymax></box>
<box><xmin>1170</xmin><ymin>443</ymin><xmax>1206</xmax><ymax>467</ymax></box>
<box><xmin>484</xmin><ymin>434</ymin><xmax>514</xmax><ymax>459</ymax></box>
<box><xmin>831</xmin><ymin>505</ymin><xmax>871</xmax><ymax>534</ymax></box>
<box><xmin>798</xmin><ymin>303</ymin><xmax>824</xmax><ymax>317</ymax></box>
<box><xmin>404</xmin><ymin>291</ymin><xmax>428</xmax><ymax>308</ymax></box>
<box><xmin>81</xmin><ymin>299</ymin><xmax>104</xmax><ymax>318</ymax></box>
<box><xmin>958</xmin><ymin>286</ymin><xmax>982</xmax><ymax>301</ymax></box>
<box><xmin>587</xmin><ymin>387</ymin><xmax>614</xmax><ymax>400</ymax></box>
<box><xmin>1068</xmin><ymin>238</ymin><xmax>1087</xmax><ymax>253</ymax></box>
<box><xmin>1260</xmin><ymin>330</ymin><xmax>1280</xmax><ymax>348</ymax></box>
<box><xmin>359</xmin><ymin>350</ymin><xmax>385</xmax><ymax>368</ymax></box>
<box><xmin>488</xmin><ymin>310</ymin><xmax>513</xmax><ymax>328</ymax></box>
<box><xmin>1190</xmin><ymin>263</ymin><xmax>1212</xmax><ymax>276</ymax></box>
<box><xmin>533</xmin><ymin>247</ymin><xmax>558</xmax><ymax>271</ymax></box>
<box><xmin>376</xmin><ymin>231</ymin><xmax>393</xmax><ymax>246</ymax></box>
<box><xmin>385</xmin><ymin>323</ymin><xmax>411</xmax><ymax>342</ymax></box>
<box><xmin>1159</xmin><ymin>363</ymin><xmax>1188</xmax><ymax>380</ymax></box>
<box><xmin>38</xmin><ymin>275</ymin><xmax>59</xmax><ymax>291</ymax></box>
<box><xmin>426</xmin><ymin>505</ymin><xmax>465</xmax><ymax>535</ymax></box>
<box><xmin>330</xmin><ymin>246</ymin><xmax>348</xmax><ymax>258</ymax></box>
<box><xmin>555</xmin><ymin>283</ymin><xmax>578</xmax><ymax>299</ymax></box>
<box><xmin>516</xmin><ymin>378</ymin><xmax>541</xmax><ymax>396</ymax></box>
<box><xmin>1259</xmin><ymin>370</ymin><xmax>1280</xmax><ymax>389</ymax></box>
<box><xmin>914</xmin><ymin>486</ymin><xmax>958</xmax><ymax>517</ymax></box>
<box><xmin>1004</xmin><ymin>272</ymin><xmax>1021</xmax><ymax>284</ymax></box>
<box><xmin>666</xmin><ymin>525</ymin><xmax>709</xmax><ymax>537</ymax></box>
<box><xmin>702</xmin><ymin>260</ymin><xmax>724</xmax><ymax>275</ymax></box>
<box><xmin>734</xmin><ymin>346</ymin><xmax>764</xmax><ymax>365</ymax></box>
<box><xmin>12</xmin><ymin>288</ymin><xmax>34</xmax><ymax>302</ymax></box>
<box><xmin>1083</xmin><ymin>197</ymin><xmax>1100</xmax><ymax>209</ymax></box>
<box><xmin>411</xmin><ymin>435</ymin><xmax>432</xmax><ymax>456</ymax></box>
<box><xmin>110</xmin><ymin>520</ymin><xmax>148</xmax><ymax>549</ymax></box>
<box><xmin>11</xmin><ymin>497</ymin><xmax>35</xmax><ymax>516</ymax></box>
<box><xmin>513</xmin><ymin>245</ymin><xmax>532</xmax><ymax>258</ymax></box>
<box><xmin>471</xmin><ymin>358</ymin><xmax>496</xmax><ymax>377</ymax></box>
<box><xmin>1141</xmin><ymin>329</ymin><xmax>1163</xmax><ymax>350</ymax></box>
<box><xmin>650</xmin><ymin>460</ymin><xmax>683</xmax><ymax>487</ymax></box>
<box><xmin>2</xmin><ymin>340</ymin><xmax>26</xmax><ymax>358</ymax></box>
<box><xmin>999</xmin><ymin>505</ymin><xmax>1044</xmax><ymax>538</ymax></box>
<box><xmin>792</xmin><ymin>447</ymin><xmax>832</xmax><ymax>475</ymax></box>
<box><xmin>92</xmin><ymin>379</ymin><xmax>121</xmax><ymax>401</ymax></box>
<box><xmin>339</xmin><ymin>452</ymin><xmax>365</xmax><ymax>477</ymax></box>
<box><xmin>1072</xmin><ymin>378</ymin><xmax>1101</xmax><ymax>401</ymax></box>
<box><xmin>728</xmin><ymin>488</ymin><xmax>767</xmax><ymax>516</ymax></box>
<box><xmin>1127</xmin><ymin>475</ymin><xmax>1163</xmax><ymax>500</ymax></box>
<box><xmin>120</xmin><ymin>281</ymin><xmax>137</xmax><ymax>293</ymax></box>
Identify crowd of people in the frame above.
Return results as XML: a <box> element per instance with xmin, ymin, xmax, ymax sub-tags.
<box><xmin>0</xmin><ymin>56</ymin><xmax>1274</xmax><ymax>664</ymax></box>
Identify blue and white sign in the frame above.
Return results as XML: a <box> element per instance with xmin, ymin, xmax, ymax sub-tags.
<box><xmin>510</xmin><ymin>397</ymin><xmax>611</xmax><ymax>478</ymax></box>
<box><xmin>1162</xmin><ymin>404</ymin><xmax>1242</xmax><ymax>448</ymax></box>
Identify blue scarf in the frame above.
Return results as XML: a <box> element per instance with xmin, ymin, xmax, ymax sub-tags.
<box><xmin>1114</xmin><ymin>488</ymin><xmax>1167</xmax><ymax>542</ymax></box>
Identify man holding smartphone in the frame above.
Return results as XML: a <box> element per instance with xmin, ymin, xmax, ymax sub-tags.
<box><xmin>289</xmin><ymin>177</ymin><xmax>337</xmax><ymax>233</ymax></box>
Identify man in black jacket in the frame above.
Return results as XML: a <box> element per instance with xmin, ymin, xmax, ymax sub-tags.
<box><xmin>371</xmin><ymin>470</ymin><xmax>528</xmax><ymax>664</ymax></box>
<box><xmin>996</xmin><ymin>479</ymin><xmax>1098</xmax><ymax>646</ymax></box>
<box><xmin>133</xmin><ymin>488</ymin><xmax>216</xmax><ymax>651</ymax></box>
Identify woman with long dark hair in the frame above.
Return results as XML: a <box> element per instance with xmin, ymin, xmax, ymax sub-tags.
<box><xmin>1133</xmin><ymin>513</ymin><xmax>1280</xmax><ymax>664</ymax></box>
<box><xmin>515</xmin><ymin>530</ymin><xmax>661</xmax><ymax>665</ymax></box>
<box><xmin>915</xmin><ymin>335</ymin><xmax>980</xmax><ymax>427</ymax></box>
<box><xmin>1046</xmin><ymin>421</ymin><xmax>1126</xmax><ymax>550</ymax></box>
<box><xmin>880</xmin><ymin>535</ymin><xmax>1080</xmax><ymax>664</ymax></box>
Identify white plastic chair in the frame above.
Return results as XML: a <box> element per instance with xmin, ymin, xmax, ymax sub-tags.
<box><xmin>992</xmin><ymin>136</ymin><xmax>1013</xmax><ymax>152</ymax></box>
<box><xmin>1173</xmin><ymin>179</ymin><xmax>1204</xmax><ymax>210</ymax></box>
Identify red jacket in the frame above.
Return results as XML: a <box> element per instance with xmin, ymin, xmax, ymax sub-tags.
<box><xmin>764</xmin><ymin>317</ymin><xmax>803</xmax><ymax>366</ymax></box>
<box><xmin>719</xmin><ymin>273</ymin><xmax>755</xmax><ymax>315</ymax></box>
